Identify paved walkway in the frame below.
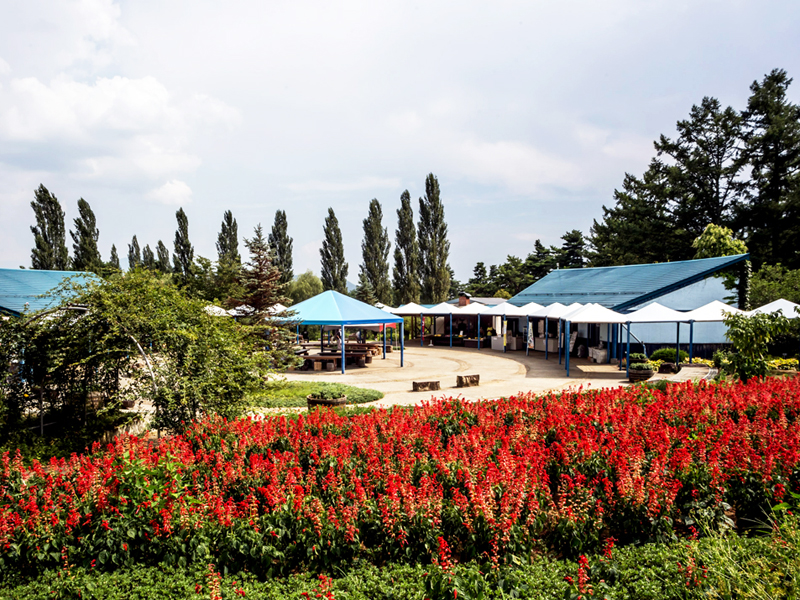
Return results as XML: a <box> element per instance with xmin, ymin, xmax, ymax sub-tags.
<box><xmin>283</xmin><ymin>345</ymin><xmax>688</xmax><ymax>408</ymax></box>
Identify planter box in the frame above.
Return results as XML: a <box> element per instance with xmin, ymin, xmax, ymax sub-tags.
<box><xmin>628</xmin><ymin>369</ymin><xmax>654</xmax><ymax>383</ymax></box>
<box><xmin>307</xmin><ymin>395</ymin><xmax>347</xmax><ymax>409</ymax></box>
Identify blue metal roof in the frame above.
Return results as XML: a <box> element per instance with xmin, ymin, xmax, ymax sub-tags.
<box><xmin>286</xmin><ymin>290</ymin><xmax>403</xmax><ymax>325</ymax></box>
<box><xmin>509</xmin><ymin>254</ymin><xmax>749</xmax><ymax>311</ymax></box>
<box><xmin>0</xmin><ymin>268</ymin><xmax>99</xmax><ymax>316</ymax></box>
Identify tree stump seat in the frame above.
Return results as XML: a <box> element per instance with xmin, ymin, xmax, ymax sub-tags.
<box><xmin>456</xmin><ymin>374</ymin><xmax>480</xmax><ymax>388</ymax></box>
<box><xmin>413</xmin><ymin>381</ymin><xmax>440</xmax><ymax>392</ymax></box>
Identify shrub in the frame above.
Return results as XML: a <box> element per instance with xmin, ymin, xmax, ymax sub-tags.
<box><xmin>650</xmin><ymin>348</ymin><xmax>689</xmax><ymax>363</ymax></box>
<box><xmin>629</xmin><ymin>353</ymin><xmax>648</xmax><ymax>363</ymax></box>
<box><xmin>629</xmin><ymin>362</ymin><xmax>654</xmax><ymax>371</ymax></box>
<box><xmin>307</xmin><ymin>384</ymin><xmax>348</xmax><ymax>400</ymax></box>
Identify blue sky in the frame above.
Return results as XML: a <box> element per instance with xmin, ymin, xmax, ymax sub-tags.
<box><xmin>1</xmin><ymin>0</ymin><xmax>799</xmax><ymax>281</ymax></box>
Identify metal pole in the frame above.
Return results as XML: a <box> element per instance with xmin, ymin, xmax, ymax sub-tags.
<box><xmin>545</xmin><ymin>317</ymin><xmax>549</xmax><ymax>360</ymax></box>
<box><xmin>526</xmin><ymin>317</ymin><xmax>530</xmax><ymax>356</ymax></box>
<box><xmin>478</xmin><ymin>314</ymin><xmax>481</xmax><ymax>350</ymax></box>
<box><xmin>606</xmin><ymin>324</ymin><xmax>611</xmax><ymax>363</ymax></box>
<box><xmin>689</xmin><ymin>320</ymin><xmax>694</xmax><ymax>363</ymax></box>
<box><xmin>676</xmin><ymin>323</ymin><xmax>681</xmax><ymax>365</ymax></box>
<box><xmin>566</xmin><ymin>320</ymin><xmax>571</xmax><ymax>376</ymax></box>
<box><xmin>558</xmin><ymin>319</ymin><xmax>563</xmax><ymax>365</ymax></box>
<box><xmin>421</xmin><ymin>315</ymin><xmax>424</xmax><ymax>347</ymax></box>
<box><xmin>449</xmin><ymin>313</ymin><xmax>453</xmax><ymax>348</ymax></box>
<box><xmin>296</xmin><ymin>324</ymin><xmax>299</xmax><ymax>344</ymax></box>
<box><xmin>382</xmin><ymin>326</ymin><xmax>386</xmax><ymax>359</ymax></box>
<box><xmin>340</xmin><ymin>324</ymin><xmax>345</xmax><ymax>374</ymax></box>
<box><xmin>400</xmin><ymin>321</ymin><xmax>404</xmax><ymax>367</ymax></box>
<box><xmin>503</xmin><ymin>315</ymin><xmax>507</xmax><ymax>353</ymax></box>
<box><xmin>626</xmin><ymin>323</ymin><xmax>631</xmax><ymax>379</ymax></box>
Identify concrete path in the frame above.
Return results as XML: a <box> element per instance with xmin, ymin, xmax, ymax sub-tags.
<box><xmin>283</xmin><ymin>345</ymin><xmax>639</xmax><ymax>408</ymax></box>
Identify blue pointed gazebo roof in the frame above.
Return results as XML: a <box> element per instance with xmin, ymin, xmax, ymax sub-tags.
<box><xmin>286</xmin><ymin>290</ymin><xmax>403</xmax><ymax>325</ymax></box>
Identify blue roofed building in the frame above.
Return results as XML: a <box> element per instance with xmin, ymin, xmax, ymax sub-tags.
<box><xmin>0</xmin><ymin>268</ymin><xmax>99</xmax><ymax>317</ymax></box>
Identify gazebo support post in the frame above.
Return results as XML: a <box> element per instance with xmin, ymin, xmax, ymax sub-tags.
<box><xmin>526</xmin><ymin>317</ymin><xmax>530</xmax><ymax>356</ymax></box>
<box><xmin>676</xmin><ymin>323</ymin><xmax>681</xmax><ymax>366</ymax></box>
<box><xmin>545</xmin><ymin>318</ymin><xmax>549</xmax><ymax>360</ymax></box>
<box><xmin>606</xmin><ymin>324</ymin><xmax>611</xmax><ymax>363</ymax></box>
<box><xmin>449</xmin><ymin>313</ymin><xmax>453</xmax><ymax>348</ymax></box>
<box><xmin>382</xmin><ymin>326</ymin><xmax>386</xmax><ymax>359</ymax></box>
<box><xmin>296</xmin><ymin>325</ymin><xmax>299</xmax><ymax>344</ymax></box>
<box><xmin>503</xmin><ymin>315</ymin><xmax>507</xmax><ymax>353</ymax></box>
<box><xmin>478</xmin><ymin>315</ymin><xmax>481</xmax><ymax>350</ymax></box>
<box><xmin>566</xmin><ymin>320</ymin><xmax>571</xmax><ymax>376</ymax></box>
<box><xmin>626</xmin><ymin>323</ymin><xmax>631</xmax><ymax>379</ymax></box>
<box><xmin>558</xmin><ymin>319</ymin><xmax>563</xmax><ymax>365</ymax></box>
<box><xmin>689</xmin><ymin>321</ymin><xmax>694</xmax><ymax>363</ymax></box>
<box><xmin>421</xmin><ymin>315</ymin><xmax>424</xmax><ymax>347</ymax></box>
<box><xmin>340</xmin><ymin>324</ymin><xmax>345</xmax><ymax>374</ymax></box>
<box><xmin>400</xmin><ymin>321</ymin><xmax>404</xmax><ymax>367</ymax></box>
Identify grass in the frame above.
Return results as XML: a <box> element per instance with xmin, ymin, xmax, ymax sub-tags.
<box><xmin>249</xmin><ymin>380</ymin><xmax>384</xmax><ymax>408</ymax></box>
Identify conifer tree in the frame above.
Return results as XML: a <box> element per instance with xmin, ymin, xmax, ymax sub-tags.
<box><xmin>239</xmin><ymin>224</ymin><xmax>285</xmax><ymax>314</ymax></box>
<box><xmin>156</xmin><ymin>241</ymin><xmax>172</xmax><ymax>273</ymax></box>
<box><xmin>393</xmin><ymin>190</ymin><xmax>421</xmax><ymax>305</ymax></box>
<box><xmin>359</xmin><ymin>199</ymin><xmax>392</xmax><ymax>305</ymax></box>
<box><xmin>320</xmin><ymin>208</ymin><xmax>348</xmax><ymax>293</ymax></box>
<box><xmin>172</xmin><ymin>208</ymin><xmax>194</xmax><ymax>280</ymax></box>
<box><xmin>108</xmin><ymin>245</ymin><xmax>120</xmax><ymax>271</ymax></box>
<box><xmin>268</xmin><ymin>210</ymin><xmax>294</xmax><ymax>285</ymax></box>
<box><xmin>417</xmin><ymin>173</ymin><xmax>450</xmax><ymax>303</ymax></box>
<box><xmin>354</xmin><ymin>270</ymin><xmax>378</xmax><ymax>305</ymax></box>
<box><xmin>30</xmin><ymin>184</ymin><xmax>70</xmax><ymax>270</ymax></box>
<box><xmin>558</xmin><ymin>230</ymin><xmax>586</xmax><ymax>269</ymax></box>
<box><xmin>70</xmin><ymin>198</ymin><xmax>102</xmax><ymax>273</ymax></box>
<box><xmin>216</xmin><ymin>210</ymin><xmax>240</xmax><ymax>266</ymax></box>
<box><xmin>142</xmin><ymin>244</ymin><xmax>156</xmax><ymax>270</ymax></box>
<box><xmin>128</xmin><ymin>235</ymin><xmax>141</xmax><ymax>270</ymax></box>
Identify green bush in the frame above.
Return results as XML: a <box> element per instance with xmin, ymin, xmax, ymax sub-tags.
<box><xmin>250</xmin><ymin>381</ymin><xmax>383</xmax><ymax>408</ymax></box>
<box><xmin>650</xmin><ymin>347</ymin><xmax>689</xmax><ymax>363</ymax></box>
<box><xmin>629</xmin><ymin>362</ymin><xmax>654</xmax><ymax>371</ymax></box>
<box><xmin>628</xmin><ymin>352</ymin><xmax>648</xmax><ymax>363</ymax></box>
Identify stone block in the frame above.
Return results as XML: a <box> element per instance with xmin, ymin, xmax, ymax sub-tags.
<box><xmin>456</xmin><ymin>374</ymin><xmax>480</xmax><ymax>388</ymax></box>
<box><xmin>413</xmin><ymin>381</ymin><xmax>440</xmax><ymax>392</ymax></box>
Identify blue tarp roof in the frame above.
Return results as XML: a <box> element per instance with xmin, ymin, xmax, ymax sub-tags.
<box><xmin>509</xmin><ymin>254</ymin><xmax>749</xmax><ymax>311</ymax></box>
<box><xmin>286</xmin><ymin>290</ymin><xmax>403</xmax><ymax>325</ymax></box>
<box><xmin>0</xmin><ymin>268</ymin><xmax>99</xmax><ymax>316</ymax></box>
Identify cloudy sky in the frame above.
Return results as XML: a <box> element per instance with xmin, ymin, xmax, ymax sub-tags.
<box><xmin>1</xmin><ymin>0</ymin><xmax>799</xmax><ymax>281</ymax></box>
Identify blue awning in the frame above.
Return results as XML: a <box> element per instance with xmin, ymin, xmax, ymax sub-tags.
<box><xmin>0</xmin><ymin>268</ymin><xmax>99</xmax><ymax>317</ymax></box>
<box><xmin>283</xmin><ymin>290</ymin><xmax>403</xmax><ymax>326</ymax></box>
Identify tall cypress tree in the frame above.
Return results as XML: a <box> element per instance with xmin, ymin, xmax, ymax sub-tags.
<box><xmin>417</xmin><ymin>173</ymin><xmax>450</xmax><ymax>303</ymax></box>
<box><xmin>268</xmin><ymin>210</ymin><xmax>294</xmax><ymax>285</ymax></box>
<box><xmin>142</xmin><ymin>244</ymin><xmax>156</xmax><ymax>270</ymax></box>
<box><xmin>30</xmin><ymin>184</ymin><xmax>70</xmax><ymax>270</ymax></box>
<box><xmin>172</xmin><ymin>208</ymin><xmax>194</xmax><ymax>280</ymax></box>
<box><xmin>320</xmin><ymin>208</ymin><xmax>348</xmax><ymax>293</ymax></box>
<box><xmin>108</xmin><ymin>244</ymin><xmax>121</xmax><ymax>271</ymax></box>
<box><xmin>70</xmin><ymin>198</ymin><xmax>102</xmax><ymax>273</ymax></box>
<box><xmin>216</xmin><ymin>210</ymin><xmax>240</xmax><ymax>266</ymax></box>
<box><xmin>128</xmin><ymin>235</ymin><xmax>141</xmax><ymax>270</ymax></box>
<box><xmin>393</xmin><ymin>190</ymin><xmax>421</xmax><ymax>305</ymax></box>
<box><xmin>156</xmin><ymin>241</ymin><xmax>172</xmax><ymax>273</ymax></box>
<box><xmin>359</xmin><ymin>199</ymin><xmax>392</xmax><ymax>305</ymax></box>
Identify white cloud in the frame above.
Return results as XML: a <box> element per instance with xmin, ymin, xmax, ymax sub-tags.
<box><xmin>147</xmin><ymin>180</ymin><xmax>192</xmax><ymax>205</ymax></box>
<box><xmin>0</xmin><ymin>57</ymin><xmax>10</xmax><ymax>76</ymax></box>
<box><xmin>285</xmin><ymin>176</ymin><xmax>401</xmax><ymax>194</ymax></box>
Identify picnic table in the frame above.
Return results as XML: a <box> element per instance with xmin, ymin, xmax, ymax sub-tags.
<box><xmin>301</xmin><ymin>350</ymin><xmax>372</xmax><ymax>371</ymax></box>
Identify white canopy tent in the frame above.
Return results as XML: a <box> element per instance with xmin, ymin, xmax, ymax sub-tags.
<box><xmin>480</xmin><ymin>302</ymin><xmax>530</xmax><ymax>353</ymax></box>
<box><xmin>560</xmin><ymin>304</ymin><xmax>627</xmax><ymax>376</ymax></box>
<box><xmin>528</xmin><ymin>303</ymin><xmax>576</xmax><ymax>360</ymax></box>
<box><xmin>390</xmin><ymin>302</ymin><xmax>426</xmax><ymax>316</ymax></box>
<box><xmin>624</xmin><ymin>302</ymin><xmax>692</xmax><ymax>374</ymax></box>
<box><xmin>683</xmin><ymin>300</ymin><xmax>743</xmax><ymax>322</ymax></box>
<box><xmin>749</xmin><ymin>298</ymin><xmax>800</xmax><ymax>318</ymax></box>
<box><xmin>419</xmin><ymin>302</ymin><xmax>458</xmax><ymax>347</ymax></box>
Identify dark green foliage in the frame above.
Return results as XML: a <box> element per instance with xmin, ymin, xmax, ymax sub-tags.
<box><xmin>216</xmin><ymin>210</ymin><xmax>240</xmax><ymax>266</ymax></box>
<box><xmin>108</xmin><ymin>244</ymin><xmax>120</xmax><ymax>271</ymax></box>
<box><xmin>287</xmin><ymin>270</ymin><xmax>323</xmax><ymax>304</ymax></box>
<box><xmin>127</xmin><ymin>235</ymin><xmax>141</xmax><ymax>270</ymax></box>
<box><xmin>249</xmin><ymin>381</ymin><xmax>383</xmax><ymax>408</ymax></box>
<box><xmin>466</xmin><ymin>262</ymin><xmax>491</xmax><ymax>296</ymax></box>
<box><xmin>155</xmin><ymin>241</ymin><xmax>172</xmax><ymax>273</ymax></box>
<box><xmin>172</xmin><ymin>207</ymin><xmax>194</xmax><ymax>281</ymax></box>
<box><xmin>629</xmin><ymin>363</ymin><xmax>654</xmax><ymax>371</ymax></box>
<box><xmin>353</xmin><ymin>270</ymin><xmax>378</xmax><ymax>305</ymax></box>
<box><xmin>558</xmin><ymin>229</ymin><xmax>586</xmax><ymax>268</ymax></box>
<box><xmin>70</xmin><ymin>198</ymin><xmax>102</xmax><ymax>273</ymax></box>
<box><xmin>393</xmin><ymin>190</ymin><xmax>421</xmax><ymax>305</ymax></box>
<box><xmin>141</xmin><ymin>244</ymin><xmax>155</xmax><ymax>270</ymax></box>
<box><xmin>239</xmin><ymin>224</ymin><xmax>286</xmax><ymax>314</ymax></box>
<box><xmin>320</xmin><ymin>208</ymin><xmax>348</xmax><ymax>293</ymax></box>
<box><xmin>30</xmin><ymin>184</ymin><xmax>70</xmax><ymax>270</ymax></box>
<box><xmin>418</xmin><ymin>173</ymin><xmax>450</xmax><ymax>303</ymax></box>
<box><xmin>628</xmin><ymin>352</ymin><xmax>648</xmax><ymax>362</ymax></box>
<box><xmin>723</xmin><ymin>310</ymin><xmax>791</xmax><ymax>382</ymax></box>
<box><xmin>359</xmin><ymin>199</ymin><xmax>392</xmax><ymax>305</ymax></box>
<box><xmin>268</xmin><ymin>209</ymin><xmax>294</xmax><ymax>285</ymax></box>
<box><xmin>750</xmin><ymin>263</ymin><xmax>800</xmax><ymax>306</ymax></box>
<box><xmin>650</xmin><ymin>348</ymin><xmax>690</xmax><ymax>363</ymax></box>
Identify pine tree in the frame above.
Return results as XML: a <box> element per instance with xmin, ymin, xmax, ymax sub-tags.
<box><xmin>359</xmin><ymin>199</ymin><xmax>392</xmax><ymax>305</ymax></box>
<box><xmin>467</xmin><ymin>262</ymin><xmax>492</xmax><ymax>296</ymax></box>
<box><xmin>142</xmin><ymin>244</ymin><xmax>156</xmax><ymax>269</ymax></box>
<box><xmin>109</xmin><ymin>245</ymin><xmax>120</xmax><ymax>270</ymax></box>
<box><xmin>172</xmin><ymin>208</ymin><xmax>194</xmax><ymax>280</ymax></box>
<box><xmin>392</xmin><ymin>190</ymin><xmax>421</xmax><ymax>305</ymax></box>
<box><xmin>239</xmin><ymin>224</ymin><xmax>285</xmax><ymax>314</ymax></box>
<box><xmin>128</xmin><ymin>235</ymin><xmax>141</xmax><ymax>270</ymax></box>
<box><xmin>216</xmin><ymin>210</ymin><xmax>240</xmax><ymax>266</ymax></box>
<box><xmin>70</xmin><ymin>198</ymin><xmax>102</xmax><ymax>273</ymax></box>
<box><xmin>354</xmin><ymin>271</ymin><xmax>378</xmax><ymax>305</ymax></box>
<box><xmin>268</xmin><ymin>210</ymin><xmax>294</xmax><ymax>285</ymax></box>
<box><xmin>320</xmin><ymin>208</ymin><xmax>348</xmax><ymax>293</ymax></box>
<box><xmin>30</xmin><ymin>184</ymin><xmax>70</xmax><ymax>270</ymax></box>
<box><xmin>156</xmin><ymin>241</ymin><xmax>172</xmax><ymax>273</ymax></box>
<box><xmin>558</xmin><ymin>230</ymin><xmax>586</xmax><ymax>269</ymax></box>
<box><xmin>522</xmin><ymin>240</ymin><xmax>556</xmax><ymax>282</ymax></box>
<box><xmin>417</xmin><ymin>173</ymin><xmax>450</xmax><ymax>303</ymax></box>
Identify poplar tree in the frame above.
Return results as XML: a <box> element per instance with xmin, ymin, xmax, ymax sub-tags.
<box><xmin>216</xmin><ymin>210</ymin><xmax>240</xmax><ymax>266</ymax></box>
<box><xmin>320</xmin><ymin>208</ymin><xmax>348</xmax><ymax>293</ymax></box>
<box><xmin>359</xmin><ymin>199</ymin><xmax>392</xmax><ymax>305</ymax></box>
<box><xmin>268</xmin><ymin>210</ymin><xmax>294</xmax><ymax>285</ymax></box>
<box><xmin>128</xmin><ymin>235</ymin><xmax>141</xmax><ymax>270</ymax></box>
<box><xmin>417</xmin><ymin>173</ymin><xmax>450</xmax><ymax>303</ymax></box>
<box><xmin>393</xmin><ymin>190</ymin><xmax>420</xmax><ymax>305</ymax></box>
<box><xmin>172</xmin><ymin>208</ymin><xmax>194</xmax><ymax>280</ymax></box>
<box><xmin>30</xmin><ymin>184</ymin><xmax>70</xmax><ymax>270</ymax></box>
<box><xmin>70</xmin><ymin>198</ymin><xmax>102</xmax><ymax>273</ymax></box>
<box><xmin>108</xmin><ymin>245</ymin><xmax>120</xmax><ymax>271</ymax></box>
<box><xmin>142</xmin><ymin>244</ymin><xmax>156</xmax><ymax>270</ymax></box>
<box><xmin>156</xmin><ymin>241</ymin><xmax>172</xmax><ymax>273</ymax></box>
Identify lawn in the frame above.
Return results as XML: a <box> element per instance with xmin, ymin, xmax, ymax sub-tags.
<box><xmin>249</xmin><ymin>380</ymin><xmax>384</xmax><ymax>408</ymax></box>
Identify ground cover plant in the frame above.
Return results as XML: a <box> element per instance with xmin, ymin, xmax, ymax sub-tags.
<box><xmin>249</xmin><ymin>381</ymin><xmax>384</xmax><ymax>408</ymax></box>
<box><xmin>1</xmin><ymin>377</ymin><xmax>799</xmax><ymax>589</ymax></box>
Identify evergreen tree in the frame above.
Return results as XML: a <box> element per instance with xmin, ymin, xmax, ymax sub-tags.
<box><xmin>417</xmin><ymin>173</ymin><xmax>451</xmax><ymax>303</ymax></box>
<box><xmin>359</xmin><ymin>199</ymin><xmax>392</xmax><ymax>305</ymax></box>
<box><xmin>108</xmin><ymin>245</ymin><xmax>120</xmax><ymax>271</ymax></box>
<box><xmin>156</xmin><ymin>241</ymin><xmax>172</xmax><ymax>273</ymax></box>
<box><xmin>216</xmin><ymin>210</ymin><xmax>240</xmax><ymax>266</ymax></box>
<box><xmin>239</xmin><ymin>224</ymin><xmax>285</xmax><ymax>314</ymax></box>
<box><xmin>522</xmin><ymin>240</ymin><xmax>556</xmax><ymax>282</ymax></box>
<box><xmin>739</xmin><ymin>69</ymin><xmax>800</xmax><ymax>269</ymax></box>
<box><xmin>320</xmin><ymin>208</ymin><xmax>348</xmax><ymax>293</ymax></box>
<box><xmin>70</xmin><ymin>198</ymin><xmax>102</xmax><ymax>273</ymax></box>
<box><xmin>558</xmin><ymin>230</ymin><xmax>586</xmax><ymax>269</ymax></box>
<box><xmin>467</xmin><ymin>262</ymin><xmax>493</xmax><ymax>296</ymax></box>
<box><xmin>142</xmin><ymin>244</ymin><xmax>156</xmax><ymax>270</ymax></box>
<box><xmin>268</xmin><ymin>210</ymin><xmax>294</xmax><ymax>285</ymax></box>
<box><xmin>172</xmin><ymin>208</ymin><xmax>194</xmax><ymax>281</ymax></box>
<box><xmin>447</xmin><ymin>265</ymin><xmax>462</xmax><ymax>299</ymax></box>
<box><xmin>353</xmin><ymin>270</ymin><xmax>378</xmax><ymax>305</ymax></box>
<box><xmin>30</xmin><ymin>184</ymin><xmax>70</xmax><ymax>270</ymax></box>
<box><xmin>127</xmin><ymin>235</ymin><xmax>141</xmax><ymax>270</ymax></box>
<box><xmin>392</xmin><ymin>190</ymin><xmax>421</xmax><ymax>305</ymax></box>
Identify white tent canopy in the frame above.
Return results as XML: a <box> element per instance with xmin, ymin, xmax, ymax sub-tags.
<box><xmin>557</xmin><ymin>303</ymin><xmax>588</xmax><ymax>321</ymax></box>
<box><xmin>625</xmin><ymin>302</ymin><xmax>687</xmax><ymax>323</ymax></box>
<box><xmin>529</xmin><ymin>302</ymin><xmax>568</xmax><ymax>318</ymax></box>
<box><xmin>520</xmin><ymin>302</ymin><xmax>545</xmax><ymax>315</ymax></box>
<box><xmin>482</xmin><ymin>302</ymin><xmax>529</xmax><ymax>317</ymax></box>
<box><xmin>421</xmin><ymin>302</ymin><xmax>458</xmax><ymax>315</ymax></box>
<box><xmin>391</xmin><ymin>302</ymin><xmax>426</xmax><ymax>316</ymax></box>
<box><xmin>457</xmin><ymin>302</ymin><xmax>489</xmax><ymax>315</ymax></box>
<box><xmin>749</xmin><ymin>298</ymin><xmax>800</xmax><ymax>318</ymax></box>
<box><xmin>561</xmin><ymin>303</ymin><xmax>628</xmax><ymax>324</ymax></box>
<box><xmin>683</xmin><ymin>300</ymin><xmax>743</xmax><ymax>322</ymax></box>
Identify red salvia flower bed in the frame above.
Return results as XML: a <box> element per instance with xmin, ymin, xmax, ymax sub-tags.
<box><xmin>1</xmin><ymin>378</ymin><xmax>798</xmax><ymax>576</ymax></box>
